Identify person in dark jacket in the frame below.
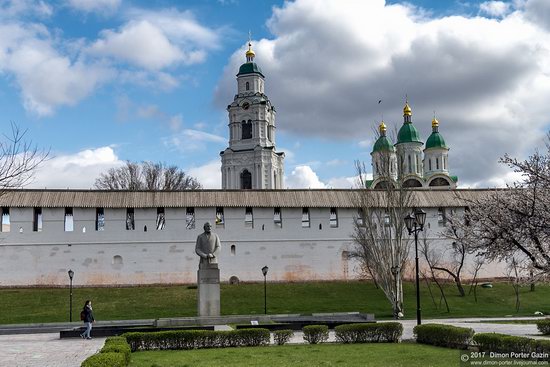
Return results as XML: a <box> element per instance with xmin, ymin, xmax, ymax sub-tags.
<box><xmin>80</xmin><ymin>300</ymin><xmax>95</xmax><ymax>339</ymax></box>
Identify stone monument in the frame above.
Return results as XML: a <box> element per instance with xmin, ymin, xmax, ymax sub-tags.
<box><xmin>195</xmin><ymin>222</ymin><xmax>221</xmax><ymax>316</ymax></box>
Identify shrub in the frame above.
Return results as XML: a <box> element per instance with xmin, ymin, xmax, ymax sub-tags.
<box><xmin>100</xmin><ymin>342</ymin><xmax>131</xmax><ymax>364</ymax></box>
<box><xmin>123</xmin><ymin>328</ymin><xmax>270</xmax><ymax>352</ymax></box>
<box><xmin>414</xmin><ymin>324</ymin><xmax>474</xmax><ymax>349</ymax></box>
<box><xmin>474</xmin><ymin>333</ymin><xmax>550</xmax><ymax>357</ymax></box>
<box><xmin>335</xmin><ymin>322</ymin><xmax>403</xmax><ymax>343</ymax></box>
<box><xmin>536</xmin><ymin>319</ymin><xmax>550</xmax><ymax>335</ymax></box>
<box><xmin>81</xmin><ymin>352</ymin><xmax>126</xmax><ymax>367</ymax></box>
<box><xmin>303</xmin><ymin>325</ymin><xmax>329</xmax><ymax>344</ymax></box>
<box><xmin>274</xmin><ymin>329</ymin><xmax>294</xmax><ymax>345</ymax></box>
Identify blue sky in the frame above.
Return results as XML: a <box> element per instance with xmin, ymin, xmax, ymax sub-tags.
<box><xmin>1</xmin><ymin>0</ymin><xmax>549</xmax><ymax>189</ymax></box>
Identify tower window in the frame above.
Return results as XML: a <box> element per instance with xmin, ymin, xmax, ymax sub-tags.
<box><xmin>245</xmin><ymin>82</ymin><xmax>249</xmax><ymax>91</ymax></box>
<box><xmin>215</xmin><ymin>207</ymin><xmax>225</xmax><ymax>227</ymax></box>
<box><xmin>415</xmin><ymin>155</ymin><xmax>419</xmax><ymax>173</ymax></box>
<box><xmin>242</xmin><ymin>120</ymin><xmax>252</xmax><ymax>139</ymax></box>
<box><xmin>436</xmin><ymin>158</ymin><xmax>440</xmax><ymax>170</ymax></box>
<box><xmin>245</xmin><ymin>207</ymin><xmax>253</xmax><ymax>228</ymax></box>
<box><xmin>302</xmin><ymin>207</ymin><xmax>310</xmax><ymax>228</ymax></box>
<box><xmin>96</xmin><ymin>208</ymin><xmax>105</xmax><ymax>231</ymax></box>
<box><xmin>1</xmin><ymin>207</ymin><xmax>10</xmax><ymax>232</ymax></box>
<box><xmin>126</xmin><ymin>208</ymin><xmax>135</xmax><ymax>230</ymax></box>
<box><xmin>330</xmin><ymin>208</ymin><xmax>338</xmax><ymax>228</ymax></box>
<box><xmin>429</xmin><ymin>159</ymin><xmax>432</xmax><ymax>171</ymax></box>
<box><xmin>33</xmin><ymin>207</ymin><xmax>42</xmax><ymax>232</ymax></box>
<box><xmin>186</xmin><ymin>207</ymin><xmax>195</xmax><ymax>229</ymax></box>
<box><xmin>156</xmin><ymin>207</ymin><xmax>166</xmax><ymax>230</ymax></box>
<box><xmin>274</xmin><ymin>207</ymin><xmax>282</xmax><ymax>228</ymax></box>
<box><xmin>408</xmin><ymin>155</ymin><xmax>412</xmax><ymax>174</ymax></box>
<box><xmin>64</xmin><ymin>207</ymin><xmax>74</xmax><ymax>232</ymax></box>
<box><xmin>241</xmin><ymin>169</ymin><xmax>252</xmax><ymax>189</ymax></box>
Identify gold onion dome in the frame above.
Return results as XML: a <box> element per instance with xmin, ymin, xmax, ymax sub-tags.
<box><xmin>432</xmin><ymin>116</ymin><xmax>439</xmax><ymax>128</ymax></box>
<box><xmin>403</xmin><ymin>102</ymin><xmax>412</xmax><ymax>116</ymax></box>
<box><xmin>379</xmin><ymin>121</ymin><xmax>387</xmax><ymax>134</ymax></box>
<box><xmin>245</xmin><ymin>42</ymin><xmax>255</xmax><ymax>58</ymax></box>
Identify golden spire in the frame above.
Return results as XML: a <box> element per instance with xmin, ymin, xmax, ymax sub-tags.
<box><xmin>403</xmin><ymin>102</ymin><xmax>412</xmax><ymax>116</ymax></box>
<box><xmin>379</xmin><ymin>121</ymin><xmax>387</xmax><ymax>134</ymax></box>
<box><xmin>432</xmin><ymin>112</ymin><xmax>439</xmax><ymax>128</ymax></box>
<box><xmin>245</xmin><ymin>31</ymin><xmax>255</xmax><ymax>61</ymax></box>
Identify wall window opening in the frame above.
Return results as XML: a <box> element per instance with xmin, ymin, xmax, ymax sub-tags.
<box><xmin>242</xmin><ymin>120</ymin><xmax>252</xmax><ymax>139</ymax></box>
<box><xmin>245</xmin><ymin>81</ymin><xmax>249</xmax><ymax>91</ymax></box>
<box><xmin>33</xmin><ymin>207</ymin><xmax>42</xmax><ymax>232</ymax></box>
<box><xmin>230</xmin><ymin>245</ymin><xmax>236</xmax><ymax>256</ymax></box>
<box><xmin>126</xmin><ymin>208</ymin><xmax>135</xmax><ymax>230</ymax></box>
<box><xmin>357</xmin><ymin>208</ymin><xmax>365</xmax><ymax>227</ymax></box>
<box><xmin>186</xmin><ymin>207</ymin><xmax>195</xmax><ymax>229</ymax></box>
<box><xmin>302</xmin><ymin>207</ymin><xmax>310</xmax><ymax>228</ymax></box>
<box><xmin>245</xmin><ymin>207</ymin><xmax>253</xmax><ymax>228</ymax></box>
<box><xmin>241</xmin><ymin>169</ymin><xmax>252</xmax><ymax>189</ymax></box>
<box><xmin>64</xmin><ymin>207</ymin><xmax>74</xmax><ymax>232</ymax></box>
<box><xmin>156</xmin><ymin>207</ymin><xmax>166</xmax><ymax>230</ymax></box>
<box><xmin>274</xmin><ymin>207</ymin><xmax>282</xmax><ymax>228</ymax></box>
<box><xmin>96</xmin><ymin>208</ymin><xmax>105</xmax><ymax>231</ymax></box>
<box><xmin>330</xmin><ymin>207</ymin><xmax>338</xmax><ymax>228</ymax></box>
<box><xmin>215</xmin><ymin>207</ymin><xmax>225</xmax><ymax>227</ymax></box>
<box><xmin>384</xmin><ymin>212</ymin><xmax>391</xmax><ymax>227</ymax></box>
<box><xmin>1</xmin><ymin>207</ymin><xmax>10</xmax><ymax>232</ymax></box>
<box><xmin>438</xmin><ymin>207</ymin><xmax>446</xmax><ymax>226</ymax></box>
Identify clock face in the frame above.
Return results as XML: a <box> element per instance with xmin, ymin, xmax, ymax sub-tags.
<box><xmin>242</xmin><ymin>102</ymin><xmax>250</xmax><ymax>110</ymax></box>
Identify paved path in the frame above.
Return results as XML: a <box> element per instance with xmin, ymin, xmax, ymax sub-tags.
<box><xmin>0</xmin><ymin>333</ymin><xmax>105</xmax><ymax>367</ymax></box>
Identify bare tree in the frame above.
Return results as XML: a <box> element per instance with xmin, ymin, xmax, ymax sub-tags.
<box><xmin>350</xmin><ymin>161</ymin><xmax>413</xmax><ymax>319</ymax></box>
<box><xmin>0</xmin><ymin>123</ymin><xmax>49</xmax><ymax>192</ymax></box>
<box><xmin>457</xmin><ymin>133</ymin><xmax>550</xmax><ymax>280</ymax></box>
<box><xmin>506</xmin><ymin>257</ymin><xmax>522</xmax><ymax>313</ymax></box>
<box><xmin>420</xmin><ymin>233</ymin><xmax>450</xmax><ymax>312</ymax></box>
<box><xmin>94</xmin><ymin>161</ymin><xmax>202</xmax><ymax>190</ymax></box>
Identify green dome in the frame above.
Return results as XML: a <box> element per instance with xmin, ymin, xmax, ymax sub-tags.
<box><xmin>397</xmin><ymin>123</ymin><xmax>422</xmax><ymax>144</ymax></box>
<box><xmin>237</xmin><ymin>62</ymin><xmax>264</xmax><ymax>77</ymax></box>
<box><xmin>425</xmin><ymin>131</ymin><xmax>447</xmax><ymax>149</ymax></box>
<box><xmin>372</xmin><ymin>136</ymin><xmax>395</xmax><ymax>153</ymax></box>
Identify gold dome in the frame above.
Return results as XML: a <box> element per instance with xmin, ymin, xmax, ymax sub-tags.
<box><xmin>245</xmin><ymin>42</ymin><xmax>255</xmax><ymax>59</ymax></box>
<box><xmin>379</xmin><ymin>121</ymin><xmax>387</xmax><ymax>134</ymax></box>
<box><xmin>432</xmin><ymin>116</ymin><xmax>439</xmax><ymax>128</ymax></box>
<box><xmin>403</xmin><ymin>102</ymin><xmax>412</xmax><ymax>116</ymax></box>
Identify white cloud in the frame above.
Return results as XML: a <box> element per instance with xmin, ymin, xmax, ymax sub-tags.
<box><xmin>0</xmin><ymin>0</ymin><xmax>53</xmax><ymax>18</ymax></box>
<box><xmin>30</xmin><ymin>146</ymin><xmax>123</xmax><ymax>189</ymax></box>
<box><xmin>480</xmin><ymin>1</ymin><xmax>511</xmax><ymax>17</ymax></box>
<box><xmin>67</xmin><ymin>0</ymin><xmax>121</xmax><ymax>13</ymax></box>
<box><xmin>163</xmin><ymin>129</ymin><xmax>226</xmax><ymax>153</ymax></box>
<box><xmin>215</xmin><ymin>0</ymin><xmax>550</xmax><ymax>187</ymax></box>
<box><xmin>187</xmin><ymin>160</ymin><xmax>221</xmax><ymax>189</ymax></box>
<box><xmin>285</xmin><ymin>165</ymin><xmax>327</xmax><ymax>188</ymax></box>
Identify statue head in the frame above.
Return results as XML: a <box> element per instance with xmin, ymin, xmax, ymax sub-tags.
<box><xmin>203</xmin><ymin>222</ymin><xmax>212</xmax><ymax>233</ymax></box>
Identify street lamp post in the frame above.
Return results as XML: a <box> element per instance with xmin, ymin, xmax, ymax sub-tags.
<box><xmin>404</xmin><ymin>208</ymin><xmax>426</xmax><ymax>326</ymax></box>
<box><xmin>68</xmin><ymin>269</ymin><xmax>74</xmax><ymax>322</ymax></box>
<box><xmin>261</xmin><ymin>266</ymin><xmax>269</xmax><ymax>314</ymax></box>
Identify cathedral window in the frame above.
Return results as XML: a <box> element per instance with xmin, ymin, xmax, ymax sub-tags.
<box><xmin>246</xmin><ymin>82</ymin><xmax>249</xmax><ymax>91</ymax></box>
<box><xmin>245</xmin><ymin>207</ymin><xmax>253</xmax><ymax>228</ymax></box>
<box><xmin>302</xmin><ymin>207</ymin><xmax>310</xmax><ymax>228</ymax></box>
<box><xmin>126</xmin><ymin>208</ymin><xmax>135</xmax><ymax>230</ymax></box>
<box><xmin>242</xmin><ymin>121</ymin><xmax>252</xmax><ymax>139</ymax></box>
<box><xmin>95</xmin><ymin>208</ymin><xmax>105</xmax><ymax>231</ymax></box>
<box><xmin>330</xmin><ymin>208</ymin><xmax>338</xmax><ymax>228</ymax></box>
<box><xmin>436</xmin><ymin>158</ymin><xmax>440</xmax><ymax>170</ymax></box>
<box><xmin>415</xmin><ymin>155</ymin><xmax>419</xmax><ymax>173</ymax></box>
<box><xmin>33</xmin><ymin>207</ymin><xmax>42</xmax><ymax>232</ymax></box>
<box><xmin>408</xmin><ymin>155</ymin><xmax>412</xmax><ymax>174</ymax></box>
<box><xmin>156</xmin><ymin>207</ymin><xmax>166</xmax><ymax>230</ymax></box>
<box><xmin>64</xmin><ymin>207</ymin><xmax>74</xmax><ymax>232</ymax></box>
<box><xmin>1</xmin><ymin>207</ymin><xmax>10</xmax><ymax>232</ymax></box>
<box><xmin>215</xmin><ymin>207</ymin><xmax>225</xmax><ymax>227</ymax></box>
<box><xmin>241</xmin><ymin>169</ymin><xmax>252</xmax><ymax>189</ymax></box>
<box><xmin>429</xmin><ymin>159</ymin><xmax>432</xmax><ymax>171</ymax></box>
<box><xmin>186</xmin><ymin>207</ymin><xmax>195</xmax><ymax>229</ymax></box>
<box><xmin>274</xmin><ymin>207</ymin><xmax>282</xmax><ymax>228</ymax></box>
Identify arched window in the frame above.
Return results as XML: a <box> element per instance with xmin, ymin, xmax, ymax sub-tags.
<box><xmin>242</xmin><ymin>120</ymin><xmax>252</xmax><ymax>139</ymax></box>
<box><xmin>241</xmin><ymin>169</ymin><xmax>252</xmax><ymax>189</ymax></box>
<box><xmin>408</xmin><ymin>155</ymin><xmax>412</xmax><ymax>173</ymax></box>
<box><xmin>230</xmin><ymin>245</ymin><xmax>236</xmax><ymax>256</ymax></box>
<box><xmin>245</xmin><ymin>82</ymin><xmax>249</xmax><ymax>91</ymax></box>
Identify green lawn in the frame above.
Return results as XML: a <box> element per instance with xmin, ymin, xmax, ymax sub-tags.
<box><xmin>127</xmin><ymin>343</ymin><xmax>460</xmax><ymax>367</ymax></box>
<box><xmin>0</xmin><ymin>281</ymin><xmax>548</xmax><ymax>324</ymax></box>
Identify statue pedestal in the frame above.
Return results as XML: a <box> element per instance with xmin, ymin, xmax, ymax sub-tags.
<box><xmin>197</xmin><ymin>266</ymin><xmax>220</xmax><ymax>317</ymax></box>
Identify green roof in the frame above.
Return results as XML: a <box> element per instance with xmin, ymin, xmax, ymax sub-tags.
<box><xmin>237</xmin><ymin>62</ymin><xmax>264</xmax><ymax>77</ymax></box>
<box><xmin>450</xmin><ymin>175</ymin><xmax>458</xmax><ymax>183</ymax></box>
<box><xmin>425</xmin><ymin>131</ymin><xmax>447</xmax><ymax>149</ymax></box>
<box><xmin>372</xmin><ymin>136</ymin><xmax>395</xmax><ymax>153</ymax></box>
<box><xmin>396</xmin><ymin>123</ymin><xmax>422</xmax><ymax>144</ymax></box>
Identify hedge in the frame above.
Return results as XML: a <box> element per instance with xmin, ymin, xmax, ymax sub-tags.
<box><xmin>273</xmin><ymin>329</ymin><xmax>294</xmax><ymax>345</ymax></box>
<box><xmin>81</xmin><ymin>352</ymin><xmax>126</xmax><ymax>367</ymax></box>
<box><xmin>536</xmin><ymin>319</ymin><xmax>550</xmax><ymax>335</ymax></box>
<box><xmin>335</xmin><ymin>322</ymin><xmax>403</xmax><ymax>343</ymax></box>
<box><xmin>474</xmin><ymin>333</ymin><xmax>550</xmax><ymax>356</ymax></box>
<box><xmin>123</xmin><ymin>328</ymin><xmax>270</xmax><ymax>352</ymax></box>
<box><xmin>414</xmin><ymin>324</ymin><xmax>474</xmax><ymax>349</ymax></box>
<box><xmin>303</xmin><ymin>325</ymin><xmax>329</xmax><ymax>344</ymax></box>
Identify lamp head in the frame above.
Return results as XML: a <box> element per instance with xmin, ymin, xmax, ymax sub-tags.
<box><xmin>414</xmin><ymin>208</ymin><xmax>427</xmax><ymax>229</ymax></box>
<box><xmin>404</xmin><ymin>214</ymin><xmax>414</xmax><ymax>233</ymax></box>
<box><xmin>68</xmin><ymin>269</ymin><xmax>74</xmax><ymax>280</ymax></box>
<box><xmin>261</xmin><ymin>265</ymin><xmax>269</xmax><ymax>276</ymax></box>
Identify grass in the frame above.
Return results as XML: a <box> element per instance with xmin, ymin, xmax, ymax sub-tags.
<box><xmin>127</xmin><ymin>343</ymin><xmax>461</xmax><ymax>367</ymax></box>
<box><xmin>0</xmin><ymin>281</ymin><xmax>548</xmax><ymax>324</ymax></box>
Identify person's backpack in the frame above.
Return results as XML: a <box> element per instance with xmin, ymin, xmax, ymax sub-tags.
<box><xmin>80</xmin><ymin>310</ymin><xmax>85</xmax><ymax>321</ymax></box>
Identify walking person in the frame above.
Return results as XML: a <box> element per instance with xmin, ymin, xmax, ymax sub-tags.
<box><xmin>80</xmin><ymin>300</ymin><xmax>95</xmax><ymax>339</ymax></box>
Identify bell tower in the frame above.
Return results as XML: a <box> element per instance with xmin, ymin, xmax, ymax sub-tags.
<box><xmin>220</xmin><ymin>39</ymin><xmax>285</xmax><ymax>189</ymax></box>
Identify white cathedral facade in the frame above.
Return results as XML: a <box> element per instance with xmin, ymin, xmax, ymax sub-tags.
<box><xmin>220</xmin><ymin>42</ymin><xmax>285</xmax><ymax>189</ymax></box>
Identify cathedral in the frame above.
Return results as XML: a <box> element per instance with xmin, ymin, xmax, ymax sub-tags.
<box><xmin>220</xmin><ymin>41</ymin><xmax>285</xmax><ymax>189</ymax></box>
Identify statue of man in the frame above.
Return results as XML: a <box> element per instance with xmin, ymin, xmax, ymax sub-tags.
<box><xmin>195</xmin><ymin>222</ymin><xmax>221</xmax><ymax>269</ymax></box>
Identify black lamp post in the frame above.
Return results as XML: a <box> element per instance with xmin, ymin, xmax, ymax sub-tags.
<box><xmin>261</xmin><ymin>266</ymin><xmax>269</xmax><ymax>314</ymax></box>
<box><xmin>68</xmin><ymin>269</ymin><xmax>74</xmax><ymax>322</ymax></box>
<box><xmin>404</xmin><ymin>208</ymin><xmax>426</xmax><ymax>326</ymax></box>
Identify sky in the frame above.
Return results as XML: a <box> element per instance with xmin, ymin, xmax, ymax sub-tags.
<box><xmin>1</xmin><ymin>0</ymin><xmax>549</xmax><ymax>189</ymax></box>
